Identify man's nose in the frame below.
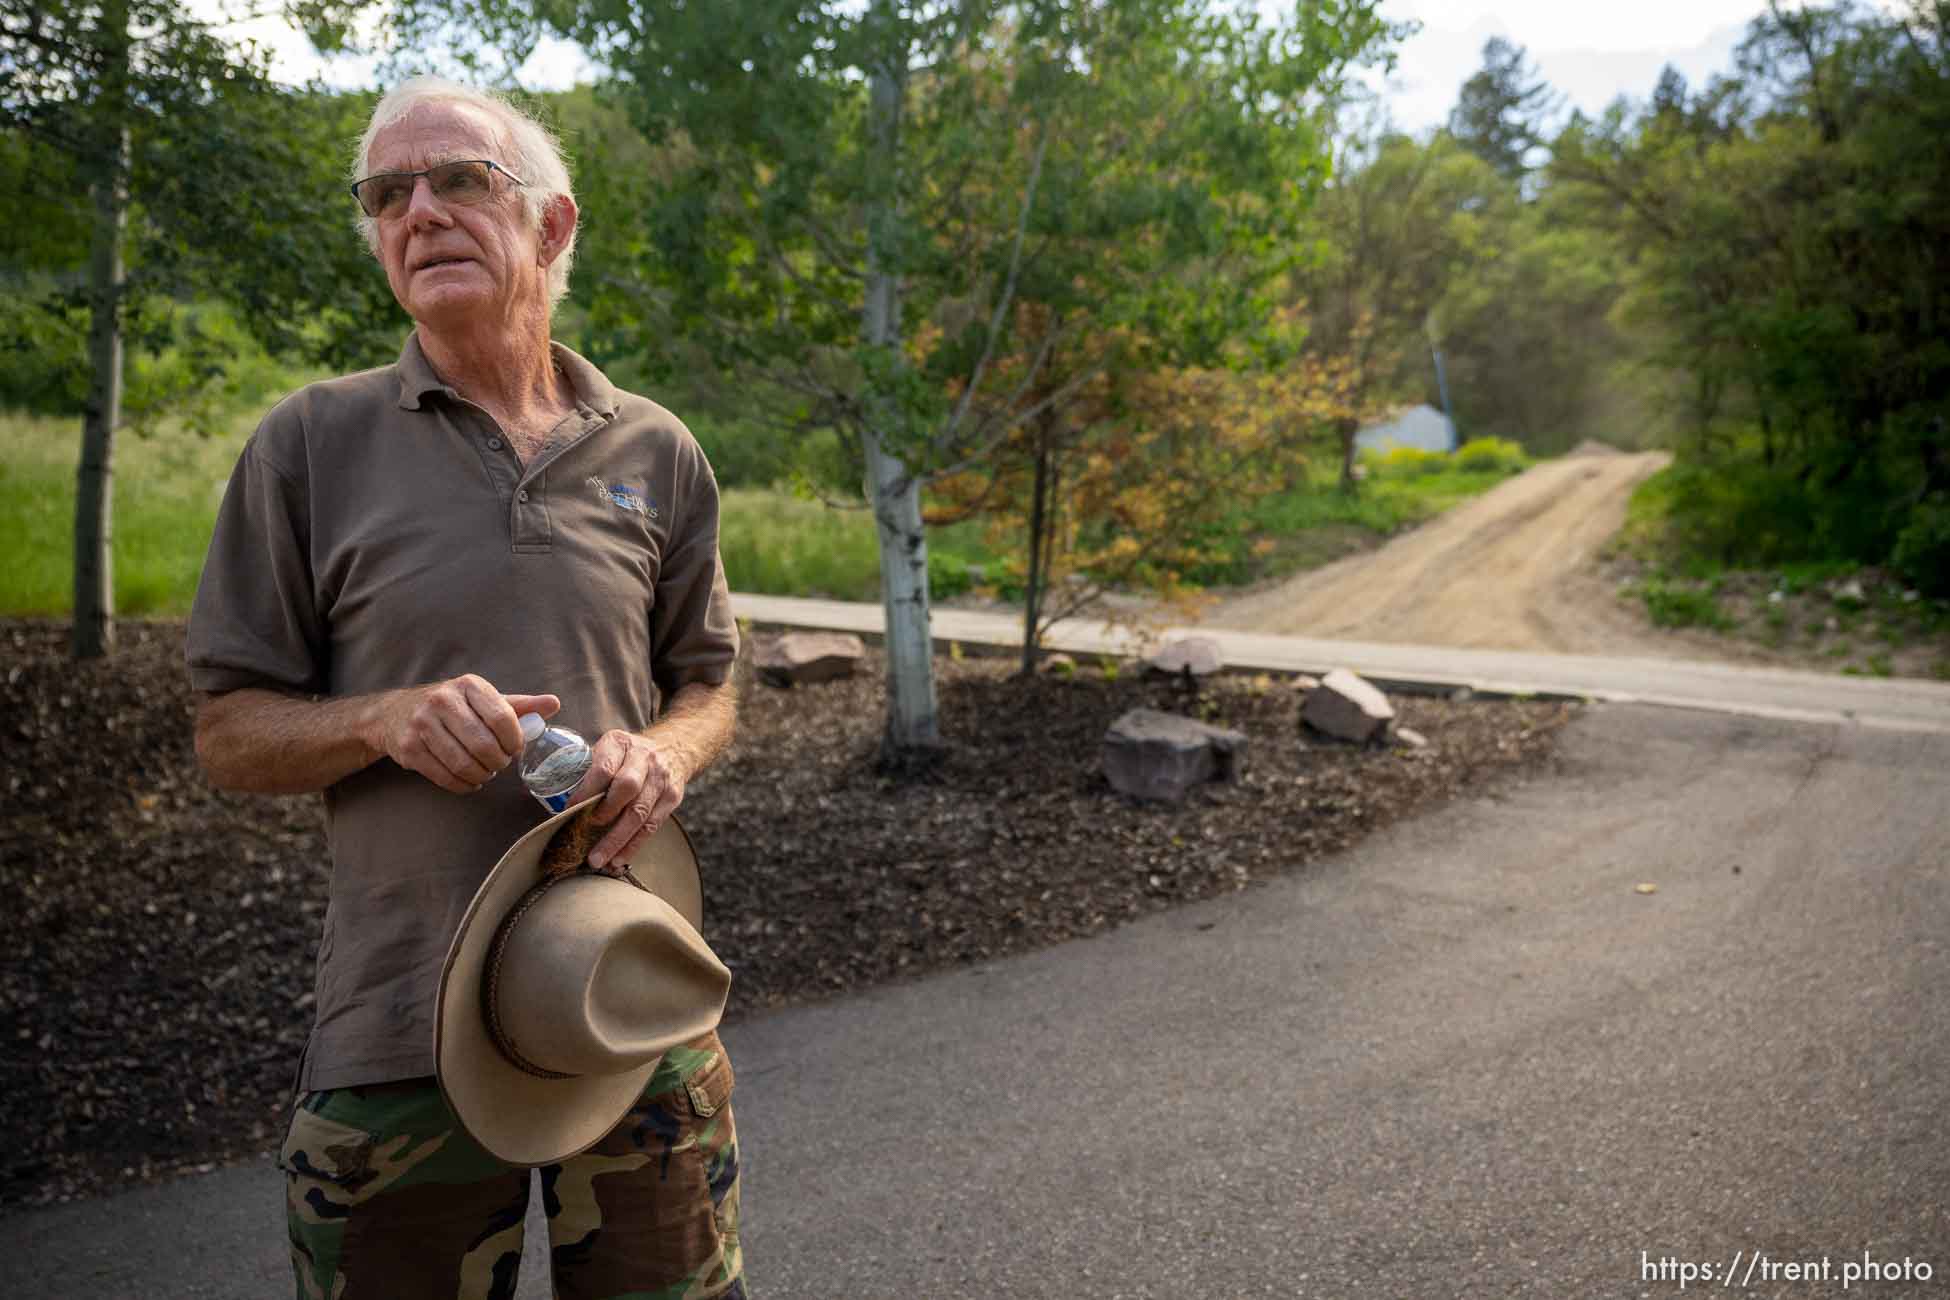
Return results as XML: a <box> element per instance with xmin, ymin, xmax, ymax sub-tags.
<box><xmin>403</xmin><ymin>176</ymin><xmax>453</xmax><ymax>230</ymax></box>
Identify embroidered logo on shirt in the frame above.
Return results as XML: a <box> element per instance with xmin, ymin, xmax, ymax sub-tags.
<box><xmin>588</xmin><ymin>476</ymin><xmax>659</xmax><ymax>520</ymax></box>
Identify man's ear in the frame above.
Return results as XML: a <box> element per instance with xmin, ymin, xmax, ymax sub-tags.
<box><xmin>538</xmin><ymin>193</ymin><xmax>579</xmax><ymax>267</ymax></box>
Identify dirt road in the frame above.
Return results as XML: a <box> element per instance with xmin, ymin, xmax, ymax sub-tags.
<box><xmin>1206</xmin><ymin>447</ymin><xmax>1698</xmax><ymax>657</ymax></box>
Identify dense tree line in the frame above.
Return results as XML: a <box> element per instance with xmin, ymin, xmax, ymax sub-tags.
<box><xmin>1550</xmin><ymin>1</ymin><xmax>1949</xmax><ymax>593</ymax></box>
<box><xmin>1289</xmin><ymin>1</ymin><xmax>1946</xmax><ymax>595</ymax></box>
<box><xmin>5</xmin><ymin>1</ymin><xmax>1942</xmax><ymax>707</ymax></box>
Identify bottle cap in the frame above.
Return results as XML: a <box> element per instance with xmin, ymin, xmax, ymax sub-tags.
<box><xmin>518</xmin><ymin>712</ymin><xmax>545</xmax><ymax>743</ymax></box>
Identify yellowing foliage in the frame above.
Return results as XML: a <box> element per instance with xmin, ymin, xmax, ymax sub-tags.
<box><xmin>927</xmin><ymin>304</ymin><xmax>1369</xmax><ymax>644</ymax></box>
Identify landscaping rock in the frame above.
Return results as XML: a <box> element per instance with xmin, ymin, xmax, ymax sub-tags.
<box><xmin>755</xmin><ymin>631</ymin><xmax>867</xmax><ymax>687</ymax></box>
<box><xmin>1302</xmin><ymin>668</ymin><xmax>1396</xmax><ymax>743</ymax></box>
<box><xmin>1394</xmin><ymin>726</ymin><xmax>1429</xmax><ymax>749</ymax></box>
<box><xmin>1145</xmin><ymin>636</ymin><xmax>1223</xmax><ymax>678</ymax></box>
<box><xmin>1103</xmin><ymin>707</ymin><xmax>1248</xmax><ymax>802</ymax></box>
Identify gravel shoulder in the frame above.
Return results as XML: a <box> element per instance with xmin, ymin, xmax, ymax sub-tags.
<box><xmin>0</xmin><ymin>618</ymin><xmax>1570</xmax><ymax>1213</ymax></box>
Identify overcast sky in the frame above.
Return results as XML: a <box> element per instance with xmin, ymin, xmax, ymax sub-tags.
<box><xmin>1360</xmin><ymin>0</ymin><xmax>1766</xmax><ymax>130</ymax></box>
<box><xmin>201</xmin><ymin>0</ymin><xmax>1894</xmax><ymax>133</ymax></box>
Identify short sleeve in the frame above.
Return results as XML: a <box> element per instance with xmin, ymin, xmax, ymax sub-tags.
<box><xmin>649</xmin><ymin>439</ymin><xmax>739</xmax><ymax>698</ymax></box>
<box><xmin>185</xmin><ymin>423</ymin><xmax>327</xmax><ymax>696</ymax></box>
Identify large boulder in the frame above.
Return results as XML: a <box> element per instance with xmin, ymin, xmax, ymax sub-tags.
<box><xmin>755</xmin><ymin>632</ymin><xmax>867</xmax><ymax>687</ymax></box>
<box><xmin>1144</xmin><ymin>636</ymin><xmax>1224</xmax><ymax>679</ymax></box>
<box><xmin>1102</xmin><ymin>708</ymin><xmax>1248</xmax><ymax>803</ymax></box>
<box><xmin>1301</xmin><ymin>668</ymin><xmax>1395</xmax><ymax>743</ymax></box>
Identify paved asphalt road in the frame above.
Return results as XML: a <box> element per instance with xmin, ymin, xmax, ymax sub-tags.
<box><xmin>5</xmin><ymin>704</ymin><xmax>1947</xmax><ymax>1297</ymax></box>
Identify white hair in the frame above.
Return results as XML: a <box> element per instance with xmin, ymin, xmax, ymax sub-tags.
<box><xmin>352</xmin><ymin>76</ymin><xmax>577</xmax><ymax>310</ymax></box>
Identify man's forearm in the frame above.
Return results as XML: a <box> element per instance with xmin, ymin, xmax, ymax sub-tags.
<box><xmin>196</xmin><ymin>676</ymin><xmax>563</xmax><ymax>798</ymax></box>
<box><xmin>193</xmin><ymin>687</ymin><xmax>389</xmax><ymax>795</ymax></box>
<box><xmin>644</xmin><ymin>680</ymin><xmax>738</xmax><ymax>786</ymax></box>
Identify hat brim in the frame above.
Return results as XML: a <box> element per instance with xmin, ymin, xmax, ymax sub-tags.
<box><xmin>435</xmin><ymin>797</ymin><xmax>711</xmax><ymax>1167</ymax></box>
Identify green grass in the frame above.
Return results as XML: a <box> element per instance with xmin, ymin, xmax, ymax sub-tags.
<box><xmin>1183</xmin><ymin>449</ymin><xmax>1529</xmax><ymax>588</ymax></box>
<box><xmin>718</xmin><ymin>488</ymin><xmax>995</xmax><ymax>601</ymax></box>
<box><xmin>2</xmin><ymin>309</ymin><xmax>332</xmax><ymax>620</ymax></box>
<box><xmin>5</xmin><ymin>388</ymin><xmax>1522</xmax><ymax>620</ymax></box>
<box><xmin>724</xmin><ymin>442</ymin><xmax>1528</xmax><ymax>605</ymax></box>
<box><xmin>4</xmin><ymin>418</ymin><xmax>1002</xmax><ymax>617</ymax></box>
<box><xmin>4</xmin><ymin>394</ymin><xmax>995</xmax><ymax>618</ymax></box>
<box><xmin>718</xmin><ymin>490</ymin><xmax>883</xmax><ymax>599</ymax></box>
<box><xmin>0</xmin><ymin>408</ymin><xmax>268</xmax><ymax>617</ymax></box>
<box><xmin>1619</xmin><ymin>460</ymin><xmax>1950</xmax><ymax>669</ymax></box>
<box><xmin>1636</xmin><ymin>575</ymin><xmax>1734</xmax><ymax>631</ymax></box>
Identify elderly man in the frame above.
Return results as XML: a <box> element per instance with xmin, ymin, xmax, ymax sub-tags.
<box><xmin>186</xmin><ymin>77</ymin><xmax>745</xmax><ymax>1299</ymax></box>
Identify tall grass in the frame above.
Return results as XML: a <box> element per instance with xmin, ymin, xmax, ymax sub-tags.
<box><xmin>718</xmin><ymin>490</ymin><xmax>884</xmax><ymax>600</ymax></box>
<box><xmin>718</xmin><ymin>488</ymin><xmax>995</xmax><ymax>601</ymax></box>
<box><xmin>1</xmin><ymin>309</ymin><xmax>329</xmax><ymax>619</ymax></box>
<box><xmin>4</xmin><ymin>385</ymin><xmax>1530</xmax><ymax>620</ymax></box>
<box><xmin>0</xmin><ymin>408</ymin><xmax>269</xmax><ymax>617</ymax></box>
<box><xmin>0</xmin><ymin>410</ymin><xmax>997</xmax><ymax>617</ymax></box>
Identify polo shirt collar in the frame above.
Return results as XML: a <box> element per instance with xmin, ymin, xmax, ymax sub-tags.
<box><xmin>396</xmin><ymin>332</ymin><xmax>446</xmax><ymax>410</ymax></box>
<box><xmin>393</xmin><ymin>332</ymin><xmax>621</xmax><ymax>420</ymax></box>
<box><xmin>551</xmin><ymin>342</ymin><xmax>620</xmax><ymax>420</ymax></box>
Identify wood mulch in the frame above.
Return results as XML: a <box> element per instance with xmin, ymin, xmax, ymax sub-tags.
<box><xmin>0</xmin><ymin>618</ymin><xmax>1573</xmax><ymax>1214</ymax></box>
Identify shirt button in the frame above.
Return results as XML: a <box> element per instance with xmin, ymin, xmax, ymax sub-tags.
<box><xmin>517</xmin><ymin>489</ymin><xmax>530</xmax><ymax>503</ymax></box>
<box><xmin>487</xmin><ymin>437</ymin><xmax>503</xmax><ymax>451</ymax></box>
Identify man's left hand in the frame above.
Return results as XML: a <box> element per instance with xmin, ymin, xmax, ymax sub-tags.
<box><xmin>573</xmin><ymin>729</ymin><xmax>688</xmax><ymax>872</ymax></box>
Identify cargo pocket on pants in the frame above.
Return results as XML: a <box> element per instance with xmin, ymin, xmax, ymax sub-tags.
<box><xmin>280</xmin><ymin>1094</ymin><xmax>379</xmax><ymax>1298</ymax></box>
<box><xmin>683</xmin><ymin>1053</ymin><xmax>743</xmax><ymax>1290</ymax></box>
<box><xmin>281</xmin><ymin>1095</ymin><xmax>377</xmax><ymax>1211</ymax></box>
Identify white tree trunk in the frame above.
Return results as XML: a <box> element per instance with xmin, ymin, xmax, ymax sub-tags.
<box><xmin>862</xmin><ymin>430</ymin><xmax>939</xmax><ymax>752</ymax></box>
<box><xmin>73</xmin><ymin>28</ymin><xmax>129</xmax><ymax>661</ymax></box>
<box><xmin>863</xmin><ymin>5</ymin><xmax>940</xmax><ymax>754</ymax></box>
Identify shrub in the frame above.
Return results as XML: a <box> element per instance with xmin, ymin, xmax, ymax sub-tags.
<box><xmin>1661</xmin><ymin>461</ymin><xmax>1823</xmax><ymax>568</ymax></box>
<box><xmin>1638</xmin><ymin>576</ymin><xmax>1733</xmax><ymax>630</ymax></box>
<box><xmin>928</xmin><ymin>551</ymin><xmax>975</xmax><ymax>601</ymax></box>
<box><xmin>691</xmin><ymin>417</ymin><xmax>857</xmax><ymax>494</ymax></box>
<box><xmin>1453</xmin><ymin>436</ymin><xmax>1527</xmax><ymax>475</ymax></box>
<box><xmin>1366</xmin><ymin>446</ymin><xmax>1450</xmax><ymax>478</ymax></box>
<box><xmin>1892</xmin><ymin>494</ymin><xmax>1950</xmax><ymax>598</ymax></box>
<box><xmin>0</xmin><ymin>292</ymin><xmax>89</xmax><ymax>415</ymax></box>
<box><xmin>0</xmin><ymin>296</ymin><xmax>308</xmax><ymax>434</ymax></box>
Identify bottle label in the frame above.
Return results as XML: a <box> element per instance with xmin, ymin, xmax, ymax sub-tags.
<box><xmin>523</xmin><ymin>742</ymin><xmax>593</xmax><ymax>815</ymax></box>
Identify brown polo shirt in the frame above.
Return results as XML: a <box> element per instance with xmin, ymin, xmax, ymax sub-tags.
<box><xmin>186</xmin><ymin>334</ymin><xmax>738</xmax><ymax>1091</ymax></box>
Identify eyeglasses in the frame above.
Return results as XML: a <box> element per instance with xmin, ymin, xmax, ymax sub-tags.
<box><xmin>349</xmin><ymin>159</ymin><xmax>526</xmax><ymax>220</ymax></box>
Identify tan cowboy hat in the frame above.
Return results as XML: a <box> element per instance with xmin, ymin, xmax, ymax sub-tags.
<box><xmin>435</xmin><ymin>796</ymin><xmax>731</xmax><ymax>1167</ymax></box>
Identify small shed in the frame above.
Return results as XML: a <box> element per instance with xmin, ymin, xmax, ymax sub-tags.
<box><xmin>1354</xmin><ymin>404</ymin><xmax>1456</xmax><ymax>455</ymax></box>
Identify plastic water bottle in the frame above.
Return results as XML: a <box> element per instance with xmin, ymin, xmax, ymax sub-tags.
<box><xmin>518</xmin><ymin>713</ymin><xmax>593</xmax><ymax>813</ymax></box>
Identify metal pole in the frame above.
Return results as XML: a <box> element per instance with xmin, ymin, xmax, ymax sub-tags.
<box><xmin>1431</xmin><ymin>342</ymin><xmax>1457</xmax><ymax>450</ymax></box>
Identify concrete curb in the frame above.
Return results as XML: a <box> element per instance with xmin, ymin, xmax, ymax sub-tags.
<box><xmin>731</xmin><ymin>592</ymin><xmax>1950</xmax><ymax>735</ymax></box>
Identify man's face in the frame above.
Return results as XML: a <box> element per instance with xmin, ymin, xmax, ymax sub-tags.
<box><xmin>365</xmin><ymin>102</ymin><xmax>549</xmax><ymax>330</ymax></box>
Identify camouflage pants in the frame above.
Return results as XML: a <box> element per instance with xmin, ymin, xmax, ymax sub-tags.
<box><xmin>279</xmin><ymin>1033</ymin><xmax>744</xmax><ymax>1300</ymax></box>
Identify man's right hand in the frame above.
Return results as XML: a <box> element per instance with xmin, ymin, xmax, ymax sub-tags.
<box><xmin>377</xmin><ymin>675</ymin><xmax>560</xmax><ymax>794</ymax></box>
